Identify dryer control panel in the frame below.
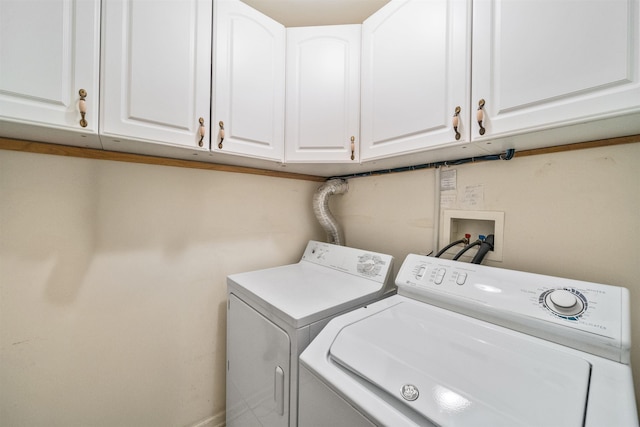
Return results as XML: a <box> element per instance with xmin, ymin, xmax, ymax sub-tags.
<box><xmin>396</xmin><ymin>254</ymin><xmax>631</xmax><ymax>363</ymax></box>
<box><xmin>301</xmin><ymin>241</ymin><xmax>394</xmax><ymax>285</ymax></box>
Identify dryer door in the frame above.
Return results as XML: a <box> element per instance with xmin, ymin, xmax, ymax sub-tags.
<box><xmin>227</xmin><ymin>294</ymin><xmax>290</xmax><ymax>427</ymax></box>
<box><xmin>330</xmin><ymin>300</ymin><xmax>591</xmax><ymax>426</ymax></box>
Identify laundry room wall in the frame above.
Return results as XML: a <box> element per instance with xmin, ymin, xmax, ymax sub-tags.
<box><xmin>330</xmin><ymin>139</ymin><xmax>640</xmax><ymax>410</ymax></box>
<box><xmin>0</xmin><ymin>149</ymin><xmax>325</xmax><ymax>427</ymax></box>
<box><xmin>3</xmin><ymin>140</ymin><xmax>639</xmax><ymax>424</ymax></box>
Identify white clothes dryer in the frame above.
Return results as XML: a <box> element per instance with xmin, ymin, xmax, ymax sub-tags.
<box><xmin>299</xmin><ymin>254</ymin><xmax>638</xmax><ymax>426</ymax></box>
<box><xmin>226</xmin><ymin>241</ymin><xmax>395</xmax><ymax>427</ymax></box>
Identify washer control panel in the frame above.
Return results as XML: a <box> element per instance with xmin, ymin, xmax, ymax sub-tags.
<box><xmin>301</xmin><ymin>241</ymin><xmax>394</xmax><ymax>284</ymax></box>
<box><xmin>396</xmin><ymin>254</ymin><xmax>630</xmax><ymax>362</ymax></box>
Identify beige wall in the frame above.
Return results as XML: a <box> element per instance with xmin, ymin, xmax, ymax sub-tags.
<box><xmin>0</xmin><ymin>150</ymin><xmax>324</xmax><ymax>426</ymax></box>
<box><xmin>332</xmin><ymin>140</ymin><xmax>640</xmax><ymax>409</ymax></box>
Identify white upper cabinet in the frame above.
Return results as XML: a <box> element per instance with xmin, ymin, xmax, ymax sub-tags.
<box><xmin>471</xmin><ymin>0</ymin><xmax>640</xmax><ymax>141</ymax></box>
<box><xmin>360</xmin><ymin>0</ymin><xmax>471</xmax><ymax>161</ymax></box>
<box><xmin>0</xmin><ymin>0</ymin><xmax>101</xmax><ymax>148</ymax></box>
<box><xmin>100</xmin><ymin>0</ymin><xmax>212</xmax><ymax>150</ymax></box>
<box><xmin>212</xmin><ymin>0</ymin><xmax>286</xmax><ymax>161</ymax></box>
<box><xmin>285</xmin><ymin>25</ymin><xmax>361</xmax><ymax>163</ymax></box>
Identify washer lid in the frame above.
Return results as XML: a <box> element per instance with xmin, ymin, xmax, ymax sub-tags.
<box><xmin>329</xmin><ymin>301</ymin><xmax>591</xmax><ymax>426</ymax></box>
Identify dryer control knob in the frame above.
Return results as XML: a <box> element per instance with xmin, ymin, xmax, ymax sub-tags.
<box><xmin>549</xmin><ymin>289</ymin><xmax>578</xmax><ymax>308</ymax></box>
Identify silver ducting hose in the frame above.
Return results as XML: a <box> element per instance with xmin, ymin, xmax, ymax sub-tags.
<box><xmin>313</xmin><ymin>179</ymin><xmax>348</xmax><ymax>246</ymax></box>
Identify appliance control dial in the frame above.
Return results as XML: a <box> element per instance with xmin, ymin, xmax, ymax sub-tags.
<box><xmin>356</xmin><ymin>254</ymin><xmax>384</xmax><ymax>277</ymax></box>
<box><xmin>549</xmin><ymin>289</ymin><xmax>577</xmax><ymax>308</ymax></box>
<box><xmin>540</xmin><ymin>288</ymin><xmax>587</xmax><ymax>319</ymax></box>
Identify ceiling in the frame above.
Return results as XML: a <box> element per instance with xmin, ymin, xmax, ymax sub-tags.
<box><xmin>240</xmin><ymin>0</ymin><xmax>391</xmax><ymax>27</ymax></box>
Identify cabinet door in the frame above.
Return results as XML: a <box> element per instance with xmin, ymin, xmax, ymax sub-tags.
<box><xmin>100</xmin><ymin>0</ymin><xmax>212</xmax><ymax>150</ymax></box>
<box><xmin>360</xmin><ymin>0</ymin><xmax>471</xmax><ymax>161</ymax></box>
<box><xmin>0</xmin><ymin>0</ymin><xmax>101</xmax><ymax>148</ymax></box>
<box><xmin>472</xmin><ymin>0</ymin><xmax>640</xmax><ymax>140</ymax></box>
<box><xmin>285</xmin><ymin>25</ymin><xmax>361</xmax><ymax>163</ymax></box>
<box><xmin>227</xmin><ymin>294</ymin><xmax>289</xmax><ymax>427</ymax></box>
<box><xmin>213</xmin><ymin>0</ymin><xmax>285</xmax><ymax>161</ymax></box>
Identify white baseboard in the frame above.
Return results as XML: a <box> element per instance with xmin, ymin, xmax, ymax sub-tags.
<box><xmin>190</xmin><ymin>411</ymin><xmax>225</xmax><ymax>427</ymax></box>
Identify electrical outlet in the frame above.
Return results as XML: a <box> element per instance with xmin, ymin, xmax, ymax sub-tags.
<box><xmin>441</xmin><ymin>210</ymin><xmax>504</xmax><ymax>262</ymax></box>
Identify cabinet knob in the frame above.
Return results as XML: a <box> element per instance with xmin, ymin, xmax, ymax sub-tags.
<box><xmin>477</xmin><ymin>99</ymin><xmax>486</xmax><ymax>136</ymax></box>
<box><xmin>350</xmin><ymin>136</ymin><xmax>355</xmax><ymax>161</ymax></box>
<box><xmin>452</xmin><ymin>106</ymin><xmax>461</xmax><ymax>140</ymax></box>
<box><xmin>78</xmin><ymin>89</ymin><xmax>88</xmax><ymax>128</ymax></box>
<box><xmin>198</xmin><ymin>117</ymin><xmax>205</xmax><ymax>147</ymax></box>
<box><xmin>218</xmin><ymin>121</ymin><xmax>225</xmax><ymax>149</ymax></box>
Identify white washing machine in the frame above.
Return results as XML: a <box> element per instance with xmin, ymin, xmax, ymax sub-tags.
<box><xmin>299</xmin><ymin>254</ymin><xmax>638</xmax><ymax>426</ymax></box>
<box><xmin>226</xmin><ymin>240</ymin><xmax>395</xmax><ymax>427</ymax></box>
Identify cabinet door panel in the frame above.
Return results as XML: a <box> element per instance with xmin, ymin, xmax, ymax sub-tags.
<box><xmin>127</xmin><ymin>3</ymin><xmax>194</xmax><ymax>129</ymax></box>
<box><xmin>213</xmin><ymin>0</ymin><xmax>285</xmax><ymax>161</ymax></box>
<box><xmin>285</xmin><ymin>25</ymin><xmax>361</xmax><ymax>163</ymax></box>
<box><xmin>472</xmin><ymin>0</ymin><xmax>640</xmax><ymax>139</ymax></box>
<box><xmin>101</xmin><ymin>0</ymin><xmax>211</xmax><ymax>149</ymax></box>
<box><xmin>361</xmin><ymin>0</ymin><xmax>470</xmax><ymax>161</ymax></box>
<box><xmin>0</xmin><ymin>0</ymin><xmax>100</xmax><ymax>147</ymax></box>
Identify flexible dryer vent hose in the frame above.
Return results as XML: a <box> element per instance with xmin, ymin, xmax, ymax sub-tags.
<box><xmin>313</xmin><ymin>179</ymin><xmax>348</xmax><ymax>246</ymax></box>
